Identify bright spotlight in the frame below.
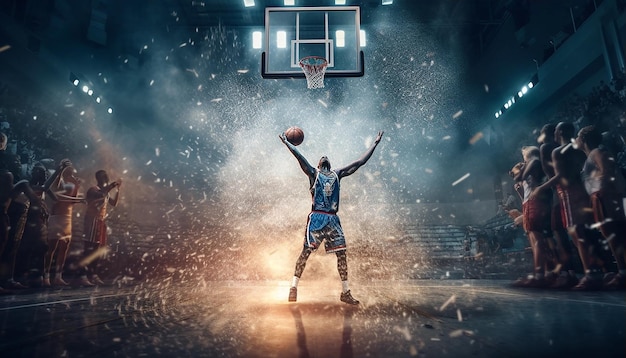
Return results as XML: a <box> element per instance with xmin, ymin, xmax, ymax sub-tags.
<box><xmin>360</xmin><ymin>30</ymin><xmax>366</xmax><ymax>47</ymax></box>
<box><xmin>284</xmin><ymin>0</ymin><xmax>294</xmax><ymax>5</ymax></box>
<box><xmin>87</xmin><ymin>89</ymin><xmax>94</xmax><ymax>96</ymax></box>
<box><xmin>243</xmin><ymin>0</ymin><xmax>255</xmax><ymax>7</ymax></box>
<box><xmin>495</xmin><ymin>112</ymin><xmax>500</xmax><ymax>118</ymax></box>
<box><xmin>382</xmin><ymin>0</ymin><xmax>393</xmax><ymax>5</ymax></box>
<box><xmin>528</xmin><ymin>81</ymin><xmax>534</xmax><ymax>89</ymax></box>
<box><xmin>107</xmin><ymin>107</ymin><xmax>113</xmax><ymax>114</ymax></box>
<box><xmin>277</xmin><ymin>31</ymin><xmax>287</xmax><ymax>49</ymax></box>
<box><xmin>518</xmin><ymin>91</ymin><xmax>523</xmax><ymax>98</ymax></box>
<box><xmin>69</xmin><ymin>72</ymin><xmax>80</xmax><ymax>86</ymax></box>
<box><xmin>82</xmin><ymin>85</ymin><xmax>89</xmax><ymax>93</ymax></box>
<box><xmin>336</xmin><ymin>30</ymin><xmax>345</xmax><ymax>48</ymax></box>
<box><xmin>521</xmin><ymin>85</ymin><xmax>528</xmax><ymax>94</ymax></box>
<box><xmin>96</xmin><ymin>96</ymin><xmax>101</xmax><ymax>103</ymax></box>
<box><xmin>252</xmin><ymin>31</ymin><xmax>262</xmax><ymax>49</ymax></box>
<box><xmin>335</xmin><ymin>0</ymin><xmax>347</xmax><ymax>4</ymax></box>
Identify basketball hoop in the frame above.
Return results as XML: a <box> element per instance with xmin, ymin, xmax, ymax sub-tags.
<box><xmin>299</xmin><ymin>56</ymin><xmax>328</xmax><ymax>89</ymax></box>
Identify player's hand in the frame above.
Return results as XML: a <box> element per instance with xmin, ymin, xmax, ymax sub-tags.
<box><xmin>116</xmin><ymin>178</ymin><xmax>122</xmax><ymax>188</ymax></box>
<box><xmin>279</xmin><ymin>132</ymin><xmax>288</xmax><ymax>144</ymax></box>
<box><xmin>375</xmin><ymin>131</ymin><xmax>384</xmax><ymax>144</ymax></box>
<box><xmin>60</xmin><ymin>158</ymin><xmax>72</xmax><ymax>168</ymax></box>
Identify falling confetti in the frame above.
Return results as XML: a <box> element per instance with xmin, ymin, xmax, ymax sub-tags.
<box><xmin>439</xmin><ymin>294</ymin><xmax>456</xmax><ymax>311</ymax></box>
<box><xmin>469</xmin><ymin>132</ymin><xmax>483</xmax><ymax>145</ymax></box>
<box><xmin>452</xmin><ymin>173</ymin><xmax>470</xmax><ymax>186</ymax></box>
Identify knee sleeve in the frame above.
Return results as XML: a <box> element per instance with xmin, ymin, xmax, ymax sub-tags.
<box><xmin>294</xmin><ymin>247</ymin><xmax>312</xmax><ymax>278</ymax></box>
<box><xmin>336</xmin><ymin>251</ymin><xmax>348</xmax><ymax>281</ymax></box>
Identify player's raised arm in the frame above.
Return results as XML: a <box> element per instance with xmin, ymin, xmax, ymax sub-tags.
<box><xmin>279</xmin><ymin>132</ymin><xmax>316</xmax><ymax>177</ymax></box>
<box><xmin>336</xmin><ymin>131</ymin><xmax>384</xmax><ymax>178</ymax></box>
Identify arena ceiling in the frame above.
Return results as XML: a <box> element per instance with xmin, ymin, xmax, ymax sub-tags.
<box><xmin>170</xmin><ymin>0</ymin><xmax>510</xmax><ymax>58</ymax></box>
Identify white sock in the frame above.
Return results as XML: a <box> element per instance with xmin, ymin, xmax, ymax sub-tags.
<box><xmin>291</xmin><ymin>276</ymin><xmax>299</xmax><ymax>288</ymax></box>
<box><xmin>342</xmin><ymin>280</ymin><xmax>349</xmax><ymax>293</ymax></box>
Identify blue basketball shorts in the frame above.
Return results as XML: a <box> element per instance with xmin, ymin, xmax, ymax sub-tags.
<box><xmin>304</xmin><ymin>211</ymin><xmax>346</xmax><ymax>253</ymax></box>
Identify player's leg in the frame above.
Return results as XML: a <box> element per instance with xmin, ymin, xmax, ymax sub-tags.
<box><xmin>570</xmin><ymin>225</ymin><xmax>603</xmax><ymax>290</ymax></box>
<box><xmin>336</xmin><ymin>251</ymin><xmax>359</xmax><ymax>304</ymax></box>
<box><xmin>53</xmin><ymin>237</ymin><xmax>71</xmax><ymax>286</ymax></box>
<box><xmin>289</xmin><ymin>246</ymin><xmax>312</xmax><ymax>302</ymax></box>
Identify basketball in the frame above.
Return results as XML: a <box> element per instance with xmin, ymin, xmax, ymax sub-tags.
<box><xmin>285</xmin><ymin>126</ymin><xmax>304</xmax><ymax>146</ymax></box>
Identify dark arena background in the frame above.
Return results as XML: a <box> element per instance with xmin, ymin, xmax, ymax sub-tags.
<box><xmin>0</xmin><ymin>1</ymin><xmax>625</xmax><ymax>357</ymax></box>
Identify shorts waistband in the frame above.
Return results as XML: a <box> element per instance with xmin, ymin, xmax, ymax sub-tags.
<box><xmin>311</xmin><ymin>210</ymin><xmax>337</xmax><ymax>215</ymax></box>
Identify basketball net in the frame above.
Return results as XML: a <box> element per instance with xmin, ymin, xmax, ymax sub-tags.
<box><xmin>299</xmin><ymin>56</ymin><xmax>328</xmax><ymax>89</ymax></box>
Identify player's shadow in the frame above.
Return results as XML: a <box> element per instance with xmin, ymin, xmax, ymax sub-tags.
<box><xmin>289</xmin><ymin>304</ymin><xmax>357</xmax><ymax>358</ymax></box>
<box><xmin>289</xmin><ymin>305</ymin><xmax>310</xmax><ymax>358</ymax></box>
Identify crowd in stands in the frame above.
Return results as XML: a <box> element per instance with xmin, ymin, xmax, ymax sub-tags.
<box><xmin>0</xmin><ymin>113</ymin><xmax>122</xmax><ymax>292</ymax></box>
<box><xmin>502</xmin><ymin>74</ymin><xmax>626</xmax><ymax>290</ymax></box>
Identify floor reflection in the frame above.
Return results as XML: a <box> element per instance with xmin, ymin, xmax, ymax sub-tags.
<box><xmin>0</xmin><ymin>280</ymin><xmax>624</xmax><ymax>357</ymax></box>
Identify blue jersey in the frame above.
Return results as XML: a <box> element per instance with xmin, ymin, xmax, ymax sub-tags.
<box><xmin>311</xmin><ymin>170</ymin><xmax>340</xmax><ymax>213</ymax></box>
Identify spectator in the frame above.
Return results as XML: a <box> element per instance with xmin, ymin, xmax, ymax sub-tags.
<box><xmin>79</xmin><ymin>170</ymin><xmax>122</xmax><ymax>286</ymax></box>
<box><xmin>577</xmin><ymin>125</ymin><xmax>626</xmax><ymax>289</ymax></box>
<box><xmin>511</xmin><ymin>146</ymin><xmax>552</xmax><ymax>288</ymax></box>
<box><xmin>0</xmin><ymin>132</ymin><xmax>22</xmax><ymax>182</ymax></box>
<box><xmin>43</xmin><ymin>160</ymin><xmax>84</xmax><ymax>287</ymax></box>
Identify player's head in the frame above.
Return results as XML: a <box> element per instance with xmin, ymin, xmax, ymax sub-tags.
<box><xmin>0</xmin><ymin>169</ymin><xmax>13</xmax><ymax>190</ymax></box>
<box><xmin>577</xmin><ymin>125</ymin><xmax>602</xmax><ymax>150</ymax></box>
<box><xmin>555</xmin><ymin>122</ymin><xmax>576</xmax><ymax>143</ymax></box>
<box><xmin>318</xmin><ymin>156</ymin><xmax>331</xmax><ymax>170</ymax></box>
<box><xmin>57</xmin><ymin>166</ymin><xmax>78</xmax><ymax>194</ymax></box>
<box><xmin>30</xmin><ymin>164</ymin><xmax>47</xmax><ymax>185</ymax></box>
<box><xmin>95</xmin><ymin>170</ymin><xmax>109</xmax><ymax>186</ymax></box>
<box><xmin>539</xmin><ymin>124</ymin><xmax>556</xmax><ymax>144</ymax></box>
<box><xmin>521</xmin><ymin>146</ymin><xmax>539</xmax><ymax>162</ymax></box>
<box><xmin>0</xmin><ymin>132</ymin><xmax>7</xmax><ymax>151</ymax></box>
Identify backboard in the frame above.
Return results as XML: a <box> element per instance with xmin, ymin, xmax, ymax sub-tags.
<box><xmin>261</xmin><ymin>6</ymin><xmax>364</xmax><ymax>79</ymax></box>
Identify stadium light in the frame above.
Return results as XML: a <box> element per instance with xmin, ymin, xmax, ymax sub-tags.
<box><xmin>360</xmin><ymin>30</ymin><xmax>366</xmax><ymax>47</ymax></box>
<box><xmin>252</xmin><ymin>31</ymin><xmax>262</xmax><ymax>49</ymax></box>
<box><xmin>70</xmin><ymin>72</ymin><xmax>80</xmax><ymax>86</ymax></box>
<box><xmin>243</xmin><ymin>0</ymin><xmax>255</xmax><ymax>7</ymax></box>
<box><xmin>277</xmin><ymin>31</ymin><xmax>287</xmax><ymax>48</ymax></box>
<box><xmin>335</xmin><ymin>0</ymin><xmax>347</xmax><ymax>4</ymax></box>
<box><xmin>382</xmin><ymin>0</ymin><xmax>393</xmax><ymax>5</ymax></box>
<box><xmin>284</xmin><ymin>0</ymin><xmax>295</xmax><ymax>5</ymax></box>
<box><xmin>336</xmin><ymin>30</ymin><xmax>345</xmax><ymax>47</ymax></box>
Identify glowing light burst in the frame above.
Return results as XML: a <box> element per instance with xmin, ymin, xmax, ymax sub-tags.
<box><xmin>451</xmin><ymin>173</ymin><xmax>470</xmax><ymax>186</ymax></box>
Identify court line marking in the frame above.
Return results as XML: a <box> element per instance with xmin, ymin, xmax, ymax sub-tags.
<box><xmin>462</xmin><ymin>288</ymin><xmax>626</xmax><ymax>308</ymax></box>
<box><xmin>0</xmin><ymin>293</ymin><xmax>135</xmax><ymax>312</ymax></box>
<box><xmin>389</xmin><ymin>285</ymin><xmax>626</xmax><ymax>308</ymax></box>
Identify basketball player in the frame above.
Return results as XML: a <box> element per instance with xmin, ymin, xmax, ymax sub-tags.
<box><xmin>539</xmin><ymin>123</ymin><xmax>578</xmax><ymax>288</ymax></box>
<box><xmin>79</xmin><ymin>170</ymin><xmax>121</xmax><ymax>286</ymax></box>
<box><xmin>280</xmin><ymin>130</ymin><xmax>384</xmax><ymax>304</ymax></box>
<box><xmin>0</xmin><ymin>171</ymin><xmax>37</xmax><ymax>289</ymax></box>
<box><xmin>577</xmin><ymin>125</ymin><xmax>626</xmax><ymax>289</ymax></box>
<box><xmin>44</xmin><ymin>160</ymin><xmax>85</xmax><ymax>286</ymax></box>
<box><xmin>535</xmin><ymin>122</ymin><xmax>604</xmax><ymax>290</ymax></box>
<box><xmin>511</xmin><ymin>146</ymin><xmax>552</xmax><ymax>288</ymax></box>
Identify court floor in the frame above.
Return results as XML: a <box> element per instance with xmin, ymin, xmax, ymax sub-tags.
<box><xmin>0</xmin><ymin>279</ymin><xmax>624</xmax><ymax>357</ymax></box>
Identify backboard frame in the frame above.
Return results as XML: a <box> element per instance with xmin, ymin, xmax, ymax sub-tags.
<box><xmin>261</xmin><ymin>6</ymin><xmax>364</xmax><ymax>79</ymax></box>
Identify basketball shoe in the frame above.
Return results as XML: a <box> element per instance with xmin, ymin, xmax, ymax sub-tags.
<box><xmin>340</xmin><ymin>290</ymin><xmax>359</xmax><ymax>305</ymax></box>
<box><xmin>288</xmin><ymin>287</ymin><xmax>297</xmax><ymax>302</ymax></box>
